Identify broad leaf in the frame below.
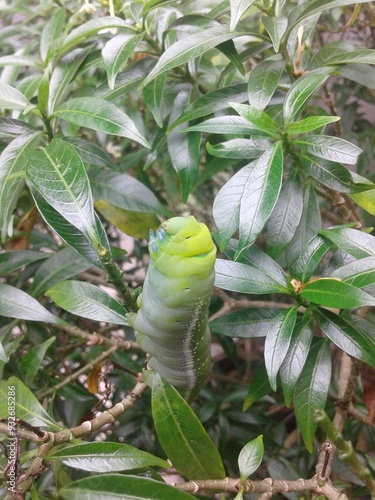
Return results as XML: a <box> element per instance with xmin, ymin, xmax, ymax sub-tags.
<box><xmin>40</xmin><ymin>7</ymin><xmax>66</xmax><ymax>62</ymax></box>
<box><xmin>152</xmin><ymin>374</ymin><xmax>225</xmax><ymax>480</ymax></box>
<box><xmin>294</xmin><ymin>339</ymin><xmax>331</xmax><ymax>452</ymax></box>
<box><xmin>238</xmin><ymin>435</ymin><xmax>264</xmax><ymax>481</ymax></box>
<box><xmin>18</xmin><ymin>337</ymin><xmax>56</xmax><ymax>385</ymax></box>
<box><xmin>247</xmin><ymin>59</ymin><xmax>285</xmax><ymax>110</ymax></box>
<box><xmin>143</xmin><ymin>73</ymin><xmax>166</xmax><ymax>128</ymax></box>
<box><xmin>0</xmin><ymin>376</ymin><xmax>62</xmax><ymax>430</ymax></box>
<box><xmin>243</xmin><ymin>361</ymin><xmax>272</xmax><ymax>410</ymax></box>
<box><xmin>53</xmin><ymin>98</ymin><xmax>150</xmax><ymax>148</ymax></box>
<box><xmin>286</xmin><ymin>116</ymin><xmax>341</xmax><ymax>134</ymax></box>
<box><xmin>210</xmin><ymin>308</ymin><xmax>280</xmax><ymax>338</ymax></box>
<box><xmin>318</xmin><ymin>227</ymin><xmax>375</xmax><ymax>259</ymax></box>
<box><xmin>314</xmin><ymin>308</ymin><xmax>375</xmax><ymax>368</ymax></box>
<box><xmin>300</xmin><ymin>278</ymin><xmax>375</xmax><ymax>309</ymax></box>
<box><xmin>0</xmin><ymin>118</ymin><xmax>36</xmax><ymax>140</ymax></box>
<box><xmin>0</xmin><ymin>250</ymin><xmax>48</xmax><ymax>276</ymax></box>
<box><xmin>264</xmin><ymin>306</ymin><xmax>298</xmax><ymax>391</ymax></box>
<box><xmin>229</xmin><ymin>102</ymin><xmax>279</xmax><ymax>137</ymax></box>
<box><xmin>0</xmin><ymin>284</ymin><xmax>64</xmax><ymax>324</ymax></box>
<box><xmin>230</xmin><ymin>0</ymin><xmax>257</xmax><ymax>31</ymax></box>
<box><xmin>0</xmin><ymin>82</ymin><xmax>30</xmax><ymax>110</ymax></box>
<box><xmin>330</xmin><ymin>256</ymin><xmax>375</xmax><ymax>288</ymax></box>
<box><xmin>46</xmin><ymin>281</ymin><xmax>128</xmax><ymax>324</ymax></box>
<box><xmin>295</xmin><ymin>135</ymin><xmax>362</xmax><ymax>165</ymax></box>
<box><xmin>66</xmin><ymin>137</ymin><xmax>118</xmax><ymax>169</ymax></box>
<box><xmin>207</xmin><ymin>138</ymin><xmax>268</xmax><ymax>159</ymax></box>
<box><xmin>48</xmin><ymin>442</ymin><xmax>169</xmax><ymax>472</ymax></box>
<box><xmin>185</xmin><ymin>115</ymin><xmax>266</xmax><ymax>135</ymax></box>
<box><xmin>290</xmin><ymin>235</ymin><xmax>331</xmax><ymax>283</ymax></box>
<box><xmin>262</xmin><ymin>16</ymin><xmax>288</xmax><ymax>52</ymax></box>
<box><xmin>0</xmin><ymin>132</ymin><xmax>42</xmax><ymax>242</ymax></box>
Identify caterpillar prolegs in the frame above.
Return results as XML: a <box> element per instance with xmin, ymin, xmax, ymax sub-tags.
<box><xmin>128</xmin><ymin>216</ymin><xmax>216</xmax><ymax>401</ymax></box>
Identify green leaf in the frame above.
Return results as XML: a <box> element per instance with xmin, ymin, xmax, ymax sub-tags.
<box><xmin>264</xmin><ymin>306</ymin><xmax>298</xmax><ymax>391</ymax></box>
<box><xmin>0</xmin><ymin>118</ymin><xmax>36</xmax><ymax>140</ymax></box>
<box><xmin>0</xmin><ymin>55</ymin><xmax>40</xmax><ymax>68</ymax></box>
<box><xmin>215</xmin><ymin>259</ymin><xmax>288</xmax><ymax>294</ymax></box>
<box><xmin>0</xmin><ymin>82</ymin><xmax>30</xmax><ymax>110</ymax></box>
<box><xmin>350</xmin><ymin>187</ymin><xmax>375</xmax><ymax>216</ymax></box>
<box><xmin>53</xmin><ymin>98</ymin><xmax>150</xmax><ymax>148</ymax></box>
<box><xmin>66</xmin><ymin>137</ymin><xmax>118</xmax><ymax>169</ymax></box>
<box><xmin>143</xmin><ymin>73</ymin><xmax>166</xmax><ymax>128</ymax></box>
<box><xmin>40</xmin><ymin>7</ymin><xmax>66</xmax><ymax>62</ymax></box>
<box><xmin>58</xmin><ymin>474</ymin><xmax>196</xmax><ymax>500</ymax></box>
<box><xmin>26</xmin><ymin>138</ymin><xmax>102</xmax><ymax>247</ymax></box>
<box><xmin>295</xmin><ymin>135</ymin><xmax>362</xmax><ymax>165</ymax></box>
<box><xmin>29</xmin><ymin>247</ymin><xmax>93</xmax><ymax>298</ymax></box>
<box><xmin>283</xmin><ymin>68</ymin><xmax>332</xmax><ymax>126</ymax></box>
<box><xmin>168</xmin><ymin>83</ymin><xmax>248</xmax><ymax>131</ymax></box>
<box><xmin>230</xmin><ymin>0</ymin><xmax>257</xmax><ymax>31</ymax></box>
<box><xmin>102</xmin><ymin>33</ymin><xmax>144</xmax><ymax>89</ymax></box>
<box><xmin>48</xmin><ymin>442</ymin><xmax>169</xmax><ymax>472</ymax></box>
<box><xmin>262</xmin><ymin>16</ymin><xmax>288</xmax><ymax>52</ymax></box>
<box><xmin>185</xmin><ymin>115</ymin><xmax>265</xmax><ymax>135</ymax></box>
<box><xmin>140</xmin><ymin>26</ymin><xmax>259</xmax><ymax>87</ymax></box>
<box><xmin>207</xmin><ymin>138</ymin><xmax>268</xmax><ymax>159</ymax></box>
<box><xmin>294</xmin><ymin>339</ymin><xmax>331</xmax><ymax>452</ymax></box>
<box><xmin>247</xmin><ymin>59</ymin><xmax>285</xmax><ymax>110</ymax></box>
<box><xmin>152</xmin><ymin>374</ymin><xmax>225</xmax><ymax>480</ymax></box>
<box><xmin>218</xmin><ymin>39</ymin><xmax>245</xmax><ymax>76</ymax></box>
<box><xmin>32</xmin><ymin>190</ymin><xmax>107</xmax><ymax>269</ymax></box>
<box><xmin>314</xmin><ymin>308</ymin><xmax>375</xmax><ymax>368</ymax></box>
<box><xmin>0</xmin><ymin>376</ymin><xmax>62</xmax><ymax>430</ymax></box>
<box><xmin>311</xmin><ymin>45</ymin><xmax>375</xmax><ymax>68</ymax></box>
<box><xmin>210</xmin><ymin>308</ymin><xmax>280</xmax><ymax>338</ymax></box>
<box><xmin>290</xmin><ymin>235</ymin><xmax>331</xmax><ymax>283</ymax></box>
<box><xmin>267</xmin><ymin>173</ymin><xmax>304</xmax><ymax>257</ymax></box>
<box><xmin>229</xmin><ymin>102</ymin><xmax>279</xmax><ymax>137</ymax></box>
<box><xmin>243</xmin><ymin>361</ymin><xmax>272</xmax><ymax>410</ymax></box>
<box><xmin>238</xmin><ymin>435</ymin><xmax>264</xmax><ymax>481</ymax></box>
<box><xmin>89</xmin><ymin>169</ymin><xmax>170</xmax><ymax>216</ymax></box>
<box><xmin>280</xmin><ymin>321</ymin><xmax>313</xmax><ymax>407</ymax></box>
<box><xmin>46</xmin><ymin>281</ymin><xmax>128</xmax><ymax>325</ymax></box>
<box><xmin>57</xmin><ymin>17</ymin><xmax>135</xmax><ymax>59</ymax></box>
<box><xmin>167</xmin><ymin>91</ymin><xmax>201</xmax><ymax>202</ymax></box>
<box><xmin>236</xmin><ymin>142</ymin><xmax>283</xmax><ymax>259</ymax></box>
<box><xmin>286</xmin><ymin>116</ymin><xmax>341</xmax><ymax>134</ymax></box>
<box><xmin>318</xmin><ymin>227</ymin><xmax>375</xmax><ymax>259</ymax></box>
<box><xmin>0</xmin><ymin>132</ymin><xmax>42</xmax><ymax>242</ymax></box>
<box><xmin>0</xmin><ymin>283</ymin><xmax>64</xmax><ymax>324</ymax></box>
<box><xmin>329</xmin><ymin>256</ymin><xmax>375</xmax><ymax>288</ymax></box>
<box><xmin>18</xmin><ymin>337</ymin><xmax>56</xmax><ymax>385</ymax></box>
<box><xmin>300</xmin><ymin>278</ymin><xmax>375</xmax><ymax>309</ymax></box>
<box><xmin>0</xmin><ymin>250</ymin><xmax>48</xmax><ymax>276</ymax></box>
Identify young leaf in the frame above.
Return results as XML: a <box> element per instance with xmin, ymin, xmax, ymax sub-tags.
<box><xmin>0</xmin><ymin>132</ymin><xmax>42</xmax><ymax>242</ymax></box>
<box><xmin>280</xmin><ymin>321</ymin><xmax>313</xmax><ymax>407</ymax></box>
<box><xmin>264</xmin><ymin>306</ymin><xmax>298</xmax><ymax>391</ymax></box>
<box><xmin>314</xmin><ymin>309</ymin><xmax>375</xmax><ymax>368</ymax></box>
<box><xmin>0</xmin><ymin>284</ymin><xmax>64</xmax><ymax>325</ymax></box>
<box><xmin>286</xmin><ymin>116</ymin><xmax>341</xmax><ymax>134</ymax></box>
<box><xmin>167</xmin><ymin>91</ymin><xmax>201</xmax><ymax>202</ymax></box>
<box><xmin>238</xmin><ymin>435</ymin><xmax>264</xmax><ymax>481</ymax></box>
<box><xmin>53</xmin><ymin>97</ymin><xmax>150</xmax><ymax>148</ymax></box>
<box><xmin>294</xmin><ymin>339</ymin><xmax>331</xmax><ymax>452</ymax></box>
<box><xmin>27</xmin><ymin>138</ymin><xmax>101</xmax><ymax>247</ymax></box>
<box><xmin>295</xmin><ymin>135</ymin><xmax>362</xmax><ymax>165</ymax></box>
<box><xmin>236</xmin><ymin>142</ymin><xmax>283</xmax><ymax>259</ymax></box>
<box><xmin>46</xmin><ymin>281</ymin><xmax>128</xmax><ymax>325</ymax></box>
<box><xmin>18</xmin><ymin>337</ymin><xmax>56</xmax><ymax>385</ymax></box>
<box><xmin>47</xmin><ymin>442</ymin><xmax>169</xmax><ymax>472</ymax></box>
<box><xmin>210</xmin><ymin>308</ymin><xmax>280</xmax><ymax>338</ymax></box>
<box><xmin>40</xmin><ymin>7</ymin><xmax>66</xmax><ymax>62</ymax></box>
<box><xmin>243</xmin><ymin>361</ymin><xmax>272</xmax><ymax>410</ymax></box>
<box><xmin>283</xmin><ymin>67</ymin><xmax>332</xmax><ymax>126</ymax></box>
<box><xmin>0</xmin><ymin>376</ymin><xmax>62</xmax><ymax>430</ymax></box>
<box><xmin>300</xmin><ymin>278</ymin><xmax>375</xmax><ymax>309</ymax></box>
<box><xmin>229</xmin><ymin>102</ymin><xmax>280</xmax><ymax>137</ymax></box>
<box><xmin>247</xmin><ymin>59</ymin><xmax>285</xmax><ymax>110</ymax></box>
<box><xmin>152</xmin><ymin>374</ymin><xmax>226</xmax><ymax>480</ymax></box>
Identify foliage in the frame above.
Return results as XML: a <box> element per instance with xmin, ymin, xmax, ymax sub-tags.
<box><xmin>1</xmin><ymin>0</ymin><xmax>375</xmax><ymax>498</ymax></box>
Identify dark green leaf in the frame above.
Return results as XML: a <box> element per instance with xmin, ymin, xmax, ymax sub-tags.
<box><xmin>330</xmin><ymin>256</ymin><xmax>375</xmax><ymax>288</ymax></box>
<box><xmin>0</xmin><ymin>283</ymin><xmax>64</xmax><ymax>324</ymax></box>
<box><xmin>207</xmin><ymin>138</ymin><xmax>268</xmax><ymax>159</ymax></box>
<box><xmin>46</xmin><ymin>281</ymin><xmax>128</xmax><ymax>324</ymax></box>
<box><xmin>0</xmin><ymin>132</ymin><xmax>42</xmax><ymax>242</ymax></box>
<box><xmin>229</xmin><ymin>102</ymin><xmax>279</xmax><ymax>137</ymax></box>
<box><xmin>218</xmin><ymin>39</ymin><xmax>245</xmax><ymax>75</ymax></box>
<box><xmin>236</xmin><ymin>142</ymin><xmax>283</xmax><ymax>259</ymax></box>
<box><xmin>152</xmin><ymin>374</ymin><xmax>226</xmax><ymax>480</ymax></box>
<box><xmin>247</xmin><ymin>59</ymin><xmax>285</xmax><ymax>110</ymax></box>
<box><xmin>210</xmin><ymin>308</ymin><xmax>280</xmax><ymax>338</ymax></box>
<box><xmin>318</xmin><ymin>227</ymin><xmax>375</xmax><ymax>259</ymax></box>
<box><xmin>295</xmin><ymin>135</ymin><xmax>362</xmax><ymax>165</ymax></box>
<box><xmin>29</xmin><ymin>247</ymin><xmax>93</xmax><ymax>297</ymax></box>
<box><xmin>27</xmin><ymin>138</ymin><xmax>102</xmax><ymax>247</ymax></box>
<box><xmin>238</xmin><ymin>435</ymin><xmax>264</xmax><ymax>481</ymax></box>
<box><xmin>243</xmin><ymin>361</ymin><xmax>272</xmax><ymax>410</ymax></box>
<box><xmin>167</xmin><ymin>91</ymin><xmax>201</xmax><ymax>202</ymax></box>
<box><xmin>314</xmin><ymin>308</ymin><xmax>375</xmax><ymax>368</ymax></box>
<box><xmin>283</xmin><ymin>68</ymin><xmax>332</xmax><ymax>125</ymax></box>
<box><xmin>262</xmin><ymin>16</ymin><xmax>287</xmax><ymax>52</ymax></box>
<box><xmin>267</xmin><ymin>173</ymin><xmax>304</xmax><ymax>257</ymax></box>
<box><xmin>286</xmin><ymin>116</ymin><xmax>341</xmax><ymax>134</ymax></box>
<box><xmin>48</xmin><ymin>442</ymin><xmax>169</xmax><ymax>472</ymax></box>
<box><xmin>264</xmin><ymin>306</ymin><xmax>298</xmax><ymax>391</ymax></box>
<box><xmin>294</xmin><ymin>339</ymin><xmax>331</xmax><ymax>452</ymax></box>
<box><xmin>290</xmin><ymin>235</ymin><xmax>331</xmax><ymax>283</ymax></box>
<box><xmin>53</xmin><ymin>98</ymin><xmax>150</xmax><ymax>148</ymax></box>
<box><xmin>300</xmin><ymin>278</ymin><xmax>375</xmax><ymax>309</ymax></box>
<box><xmin>0</xmin><ymin>376</ymin><xmax>62</xmax><ymax>430</ymax></box>
<box><xmin>18</xmin><ymin>337</ymin><xmax>56</xmax><ymax>385</ymax></box>
<box><xmin>0</xmin><ymin>250</ymin><xmax>48</xmax><ymax>276</ymax></box>
<box><xmin>58</xmin><ymin>474</ymin><xmax>196</xmax><ymax>499</ymax></box>
<box><xmin>280</xmin><ymin>321</ymin><xmax>313</xmax><ymax>407</ymax></box>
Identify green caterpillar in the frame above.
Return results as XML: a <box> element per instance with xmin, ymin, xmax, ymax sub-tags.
<box><xmin>128</xmin><ymin>216</ymin><xmax>216</xmax><ymax>401</ymax></box>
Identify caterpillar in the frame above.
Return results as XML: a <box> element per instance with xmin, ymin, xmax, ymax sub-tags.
<box><xmin>128</xmin><ymin>216</ymin><xmax>216</xmax><ymax>401</ymax></box>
